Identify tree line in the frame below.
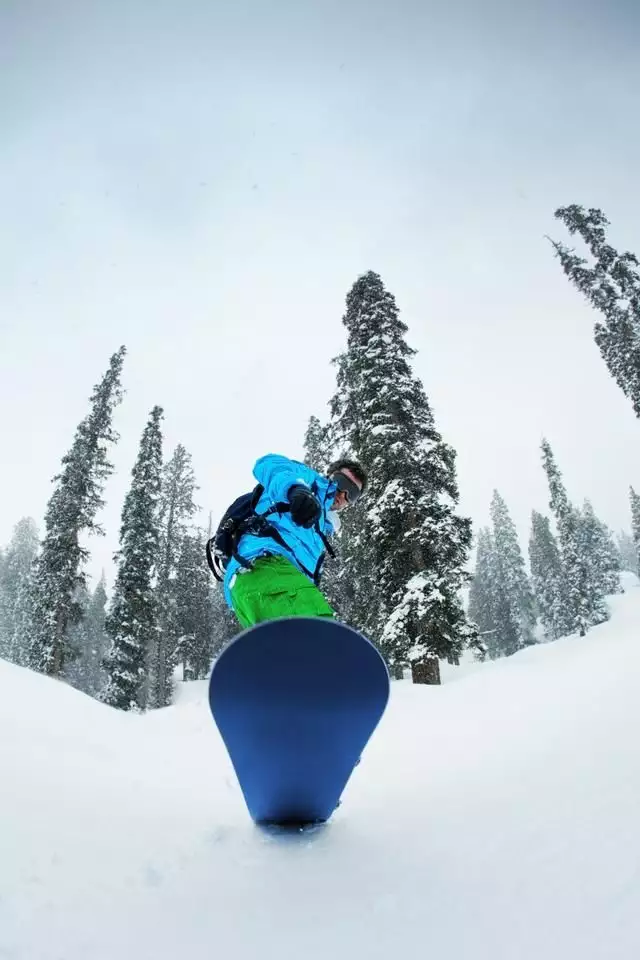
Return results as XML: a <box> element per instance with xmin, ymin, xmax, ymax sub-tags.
<box><xmin>469</xmin><ymin>458</ymin><xmax>639</xmax><ymax>660</ymax></box>
<box><xmin>0</xmin><ymin>350</ymin><xmax>235</xmax><ymax>709</ymax></box>
<box><xmin>1</xmin><ymin>203</ymin><xmax>638</xmax><ymax>702</ymax></box>
<box><xmin>468</xmin><ymin>204</ymin><xmax>640</xmax><ymax>659</ymax></box>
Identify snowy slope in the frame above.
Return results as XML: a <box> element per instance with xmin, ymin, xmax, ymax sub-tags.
<box><xmin>3</xmin><ymin>583</ymin><xmax>640</xmax><ymax>960</ymax></box>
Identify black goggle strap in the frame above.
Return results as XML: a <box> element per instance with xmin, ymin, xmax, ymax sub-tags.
<box><xmin>331</xmin><ymin>471</ymin><xmax>361</xmax><ymax>504</ymax></box>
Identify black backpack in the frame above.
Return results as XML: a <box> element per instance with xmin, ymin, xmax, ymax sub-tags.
<box><xmin>205</xmin><ymin>482</ymin><xmax>335</xmax><ymax>584</ymax></box>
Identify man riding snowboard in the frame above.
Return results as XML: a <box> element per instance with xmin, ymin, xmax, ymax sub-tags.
<box><xmin>218</xmin><ymin>453</ymin><xmax>367</xmax><ymax>628</ymax></box>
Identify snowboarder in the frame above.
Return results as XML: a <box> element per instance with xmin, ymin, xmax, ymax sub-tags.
<box><xmin>218</xmin><ymin>453</ymin><xmax>367</xmax><ymax>628</ymax></box>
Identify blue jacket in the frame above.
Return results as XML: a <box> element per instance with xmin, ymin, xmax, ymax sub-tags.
<box><xmin>223</xmin><ymin>453</ymin><xmax>339</xmax><ymax>608</ymax></box>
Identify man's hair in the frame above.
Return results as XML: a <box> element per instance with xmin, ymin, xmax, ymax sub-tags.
<box><xmin>327</xmin><ymin>458</ymin><xmax>368</xmax><ymax>494</ymax></box>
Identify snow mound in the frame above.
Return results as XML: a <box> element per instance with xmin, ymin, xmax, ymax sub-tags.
<box><xmin>2</xmin><ymin>586</ymin><xmax>640</xmax><ymax>959</ymax></box>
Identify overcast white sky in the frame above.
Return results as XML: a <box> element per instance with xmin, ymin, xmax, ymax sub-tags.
<box><xmin>2</xmin><ymin>0</ymin><xmax>640</xmax><ymax>586</ymax></box>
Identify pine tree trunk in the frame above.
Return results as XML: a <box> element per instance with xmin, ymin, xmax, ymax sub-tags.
<box><xmin>411</xmin><ymin>657</ymin><xmax>441</xmax><ymax>685</ymax></box>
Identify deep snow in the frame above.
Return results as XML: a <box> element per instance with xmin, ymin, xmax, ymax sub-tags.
<box><xmin>2</xmin><ymin>578</ymin><xmax>640</xmax><ymax>959</ymax></box>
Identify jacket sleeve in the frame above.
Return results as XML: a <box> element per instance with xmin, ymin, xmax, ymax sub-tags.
<box><xmin>253</xmin><ymin>454</ymin><xmax>318</xmax><ymax>505</ymax></box>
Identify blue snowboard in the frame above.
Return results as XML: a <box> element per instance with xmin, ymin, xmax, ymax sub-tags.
<box><xmin>209</xmin><ymin>617</ymin><xmax>390</xmax><ymax>825</ymax></box>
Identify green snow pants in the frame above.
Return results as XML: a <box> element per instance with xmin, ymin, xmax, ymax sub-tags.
<box><xmin>230</xmin><ymin>554</ymin><xmax>336</xmax><ymax>629</ymax></box>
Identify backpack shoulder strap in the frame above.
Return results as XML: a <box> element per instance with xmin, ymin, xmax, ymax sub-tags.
<box><xmin>206</xmin><ymin>536</ymin><xmax>224</xmax><ymax>582</ymax></box>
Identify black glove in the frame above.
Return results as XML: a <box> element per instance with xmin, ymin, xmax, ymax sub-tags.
<box><xmin>287</xmin><ymin>485</ymin><xmax>321</xmax><ymax>528</ymax></box>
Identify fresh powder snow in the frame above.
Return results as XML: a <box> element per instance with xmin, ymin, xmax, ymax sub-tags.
<box><xmin>2</xmin><ymin>578</ymin><xmax>640</xmax><ymax>959</ymax></box>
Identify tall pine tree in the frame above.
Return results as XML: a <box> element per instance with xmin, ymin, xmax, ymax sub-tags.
<box><xmin>329</xmin><ymin>271</ymin><xmax>475</xmax><ymax>669</ymax></box>
<box><xmin>541</xmin><ymin>439</ymin><xmax>608</xmax><ymax>635</ymax></box>
<box><xmin>173</xmin><ymin>528</ymin><xmax>220</xmax><ymax>681</ymax></box>
<box><xmin>102</xmin><ymin>406</ymin><xmax>164</xmax><ymax>711</ymax></box>
<box><xmin>84</xmin><ymin>575</ymin><xmax>109</xmax><ymax>696</ymax></box>
<box><xmin>62</xmin><ymin>583</ymin><xmax>91</xmax><ymax>689</ymax></box>
<box><xmin>468</xmin><ymin>527</ymin><xmax>500</xmax><ymax>656</ymax></box>
<box><xmin>550</xmin><ymin>205</ymin><xmax>640</xmax><ymax>417</ymax></box>
<box><xmin>489</xmin><ymin>491</ymin><xmax>537</xmax><ymax>652</ymax></box>
<box><xmin>63</xmin><ymin>575</ymin><xmax>109</xmax><ymax>697</ymax></box>
<box><xmin>469</xmin><ymin>504</ymin><xmax>537</xmax><ymax>661</ymax></box>
<box><xmin>529</xmin><ymin>511</ymin><xmax>571</xmax><ymax>641</ymax></box>
<box><xmin>30</xmin><ymin>347</ymin><xmax>125</xmax><ymax>675</ymax></box>
<box><xmin>616</xmin><ymin>530</ymin><xmax>637</xmax><ymax>575</ymax></box>
<box><xmin>0</xmin><ymin>517</ymin><xmax>39</xmax><ymax>666</ymax></box>
<box><xmin>577</xmin><ymin>500</ymin><xmax>621</xmax><ymax>598</ymax></box>
<box><xmin>152</xmin><ymin>445</ymin><xmax>198</xmax><ymax>708</ymax></box>
<box><xmin>303</xmin><ymin>416</ymin><xmax>331</xmax><ymax>472</ymax></box>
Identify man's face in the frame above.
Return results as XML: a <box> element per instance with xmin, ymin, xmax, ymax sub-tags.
<box><xmin>332</xmin><ymin>468</ymin><xmax>363</xmax><ymax>512</ymax></box>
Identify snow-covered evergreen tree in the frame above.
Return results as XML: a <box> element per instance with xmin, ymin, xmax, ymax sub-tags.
<box><xmin>616</xmin><ymin>530</ymin><xmax>638</xmax><ymax>575</ymax></box>
<box><xmin>469</xmin><ymin>504</ymin><xmax>536</xmax><ymax>662</ymax></box>
<box><xmin>0</xmin><ymin>517</ymin><xmax>39</xmax><ymax>665</ymax></box>
<box><xmin>329</xmin><ymin>271</ymin><xmax>475</xmax><ymax>669</ymax></box>
<box><xmin>529</xmin><ymin>511</ymin><xmax>571</xmax><ymax>641</ymax></box>
<box><xmin>541</xmin><ymin>439</ymin><xmax>608</xmax><ymax>635</ymax></box>
<box><xmin>173</xmin><ymin>528</ymin><xmax>219</xmax><ymax>681</ymax></box>
<box><xmin>102</xmin><ymin>406</ymin><xmax>164</xmax><ymax>711</ymax></box>
<box><xmin>629</xmin><ymin>487</ymin><xmax>640</xmax><ymax>574</ymax></box>
<box><xmin>550</xmin><ymin>206</ymin><xmax>640</xmax><ymax>417</ymax></box>
<box><xmin>303</xmin><ymin>416</ymin><xmax>331</xmax><ymax>472</ymax></box>
<box><xmin>63</xmin><ymin>575</ymin><xmax>109</xmax><ymax>697</ymax></box>
<box><xmin>84</xmin><ymin>575</ymin><xmax>109</xmax><ymax>696</ymax></box>
<box><xmin>468</xmin><ymin>527</ymin><xmax>499</xmax><ymax>652</ymax></box>
<box><xmin>578</xmin><ymin>500</ymin><xmax>621</xmax><ymax>598</ymax></box>
<box><xmin>490</xmin><ymin>490</ymin><xmax>537</xmax><ymax>652</ymax></box>
<box><xmin>62</xmin><ymin>583</ymin><xmax>91</xmax><ymax>688</ymax></box>
<box><xmin>469</xmin><ymin>525</ymin><xmax>518</xmax><ymax>660</ymax></box>
<box><xmin>29</xmin><ymin>347</ymin><xmax>125</xmax><ymax>675</ymax></box>
<box><xmin>152</xmin><ymin>445</ymin><xmax>198</xmax><ymax>708</ymax></box>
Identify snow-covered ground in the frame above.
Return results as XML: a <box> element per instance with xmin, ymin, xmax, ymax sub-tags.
<box><xmin>3</xmin><ymin>579</ymin><xmax>640</xmax><ymax>960</ymax></box>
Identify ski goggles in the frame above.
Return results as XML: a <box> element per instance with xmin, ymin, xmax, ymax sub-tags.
<box><xmin>331</xmin><ymin>471</ymin><xmax>362</xmax><ymax>505</ymax></box>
